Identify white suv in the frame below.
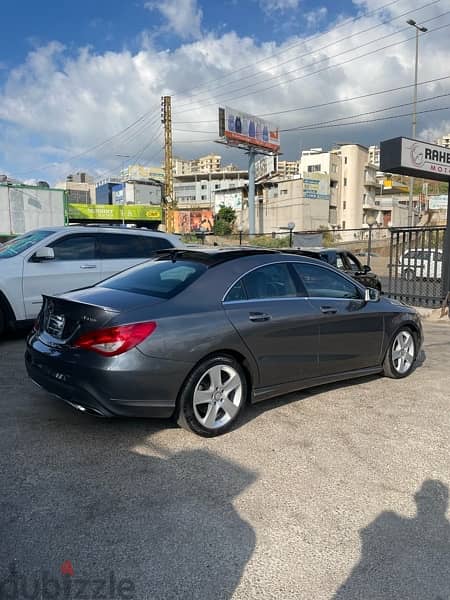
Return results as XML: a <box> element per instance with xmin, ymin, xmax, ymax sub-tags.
<box><xmin>0</xmin><ymin>226</ymin><xmax>184</xmax><ymax>336</ymax></box>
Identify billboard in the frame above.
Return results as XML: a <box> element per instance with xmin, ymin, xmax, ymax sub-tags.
<box><xmin>380</xmin><ymin>137</ymin><xmax>450</xmax><ymax>182</ymax></box>
<box><xmin>219</xmin><ymin>107</ymin><xmax>280</xmax><ymax>152</ymax></box>
<box><xmin>173</xmin><ymin>210</ymin><xmax>214</xmax><ymax>234</ymax></box>
<box><xmin>68</xmin><ymin>203</ymin><xmax>162</xmax><ymax>221</ymax></box>
<box><xmin>302</xmin><ymin>172</ymin><xmax>330</xmax><ymax>200</ymax></box>
<box><xmin>0</xmin><ymin>185</ymin><xmax>65</xmax><ymax>235</ymax></box>
<box><xmin>214</xmin><ymin>190</ymin><xmax>243</xmax><ymax>213</ymax></box>
<box><xmin>428</xmin><ymin>195</ymin><xmax>449</xmax><ymax>210</ymax></box>
<box><xmin>255</xmin><ymin>155</ymin><xmax>278</xmax><ymax>181</ymax></box>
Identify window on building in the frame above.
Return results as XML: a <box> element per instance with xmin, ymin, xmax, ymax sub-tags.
<box><xmin>344</xmin><ymin>177</ymin><xmax>347</xmax><ymax>186</ymax></box>
<box><xmin>201</xmin><ymin>184</ymin><xmax>207</xmax><ymax>190</ymax></box>
<box><xmin>343</xmin><ymin>201</ymin><xmax>346</xmax><ymax>210</ymax></box>
<box><xmin>344</xmin><ymin>157</ymin><xmax>348</xmax><ymax>165</ymax></box>
<box><xmin>201</xmin><ymin>195</ymin><xmax>207</xmax><ymax>200</ymax></box>
<box><xmin>280</xmin><ymin>189</ymin><xmax>288</xmax><ymax>195</ymax></box>
<box><xmin>307</xmin><ymin>164</ymin><xmax>321</xmax><ymax>173</ymax></box>
<box><xmin>342</xmin><ymin>221</ymin><xmax>346</xmax><ymax>229</ymax></box>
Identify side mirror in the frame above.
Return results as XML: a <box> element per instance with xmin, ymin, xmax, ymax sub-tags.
<box><xmin>33</xmin><ymin>247</ymin><xmax>55</xmax><ymax>261</ymax></box>
<box><xmin>363</xmin><ymin>265</ymin><xmax>371</xmax><ymax>273</ymax></box>
<box><xmin>365</xmin><ymin>287</ymin><xmax>380</xmax><ymax>302</ymax></box>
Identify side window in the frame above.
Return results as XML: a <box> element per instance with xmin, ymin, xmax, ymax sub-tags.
<box><xmin>224</xmin><ymin>280</ymin><xmax>247</xmax><ymax>302</ymax></box>
<box><xmin>346</xmin><ymin>253</ymin><xmax>362</xmax><ymax>272</ymax></box>
<box><xmin>293</xmin><ymin>263</ymin><xmax>361</xmax><ymax>300</ymax></box>
<box><xmin>336</xmin><ymin>255</ymin><xmax>345</xmax><ymax>269</ymax></box>
<box><xmin>242</xmin><ymin>263</ymin><xmax>297</xmax><ymax>300</ymax></box>
<box><xmin>99</xmin><ymin>234</ymin><xmax>173</xmax><ymax>259</ymax></box>
<box><xmin>50</xmin><ymin>235</ymin><xmax>96</xmax><ymax>261</ymax></box>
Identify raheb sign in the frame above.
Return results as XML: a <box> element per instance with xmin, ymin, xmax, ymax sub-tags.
<box><xmin>380</xmin><ymin>137</ymin><xmax>450</xmax><ymax>182</ymax></box>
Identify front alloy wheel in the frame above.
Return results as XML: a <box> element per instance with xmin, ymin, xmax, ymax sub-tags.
<box><xmin>177</xmin><ymin>355</ymin><xmax>247</xmax><ymax>437</ymax></box>
<box><xmin>383</xmin><ymin>329</ymin><xmax>416</xmax><ymax>378</ymax></box>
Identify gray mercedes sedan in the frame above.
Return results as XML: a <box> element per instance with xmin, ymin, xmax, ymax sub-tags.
<box><xmin>26</xmin><ymin>248</ymin><xmax>423</xmax><ymax>437</ymax></box>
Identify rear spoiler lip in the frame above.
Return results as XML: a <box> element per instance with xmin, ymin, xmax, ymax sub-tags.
<box><xmin>41</xmin><ymin>294</ymin><xmax>120</xmax><ymax>315</ymax></box>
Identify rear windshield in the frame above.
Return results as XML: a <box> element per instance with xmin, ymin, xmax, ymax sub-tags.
<box><xmin>99</xmin><ymin>259</ymin><xmax>207</xmax><ymax>298</ymax></box>
<box><xmin>0</xmin><ymin>230</ymin><xmax>53</xmax><ymax>258</ymax></box>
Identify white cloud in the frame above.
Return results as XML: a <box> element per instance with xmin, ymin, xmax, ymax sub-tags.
<box><xmin>1</xmin><ymin>0</ymin><xmax>450</xmax><ymax>183</ymax></box>
<box><xmin>259</xmin><ymin>0</ymin><xmax>300</xmax><ymax>14</ymax></box>
<box><xmin>304</xmin><ymin>7</ymin><xmax>328</xmax><ymax>28</ymax></box>
<box><xmin>145</xmin><ymin>0</ymin><xmax>203</xmax><ymax>40</ymax></box>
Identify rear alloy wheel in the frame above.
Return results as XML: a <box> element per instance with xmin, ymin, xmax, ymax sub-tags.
<box><xmin>177</xmin><ymin>355</ymin><xmax>247</xmax><ymax>437</ymax></box>
<box><xmin>383</xmin><ymin>329</ymin><xmax>416</xmax><ymax>379</ymax></box>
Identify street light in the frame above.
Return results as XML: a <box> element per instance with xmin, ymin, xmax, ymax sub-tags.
<box><xmin>406</xmin><ymin>19</ymin><xmax>428</xmax><ymax>227</ymax></box>
<box><xmin>366</xmin><ymin>214</ymin><xmax>377</xmax><ymax>268</ymax></box>
<box><xmin>116</xmin><ymin>154</ymin><xmax>130</xmax><ymax>226</ymax></box>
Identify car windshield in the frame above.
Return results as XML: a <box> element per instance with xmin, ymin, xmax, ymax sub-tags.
<box><xmin>99</xmin><ymin>259</ymin><xmax>207</xmax><ymax>299</ymax></box>
<box><xmin>0</xmin><ymin>230</ymin><xmax>54</xmax><ymax>259</ymax></box>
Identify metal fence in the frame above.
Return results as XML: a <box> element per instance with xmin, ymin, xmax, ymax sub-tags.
<box><xmin>182</xmin><ymin>226</ymin><xmax>448</xmax><ymax>309</ymax></box>
<box><xmin>388</xmin><ymin>226</ymin><xmax>446</xmax><ymax>308</ymax></box>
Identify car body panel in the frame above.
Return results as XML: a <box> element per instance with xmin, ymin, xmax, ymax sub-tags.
<box><xmin>25</xmin><ymin>249</ymin><xmax>423</xmax><ymax>420</ymax></box>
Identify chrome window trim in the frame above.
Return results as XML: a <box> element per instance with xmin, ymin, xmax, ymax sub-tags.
<box><xmin>221</xmin><ymin>259</ymin><xmax>364</xmax><ymax>304</ymax></box>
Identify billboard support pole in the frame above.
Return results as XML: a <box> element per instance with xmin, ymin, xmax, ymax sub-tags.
<box><xmin>441</xmin><ymin>182</ymin><xmax>450</xmax><ymax>305</ymax></box>
<box><xmin>248</xmin><ymin>149</ymin><xmax>256</xmax><ymax>235</ymax></box>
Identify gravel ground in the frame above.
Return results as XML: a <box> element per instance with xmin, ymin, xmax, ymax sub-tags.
<box><xmin>1</xmin><ymin>321</ymin><xmax>449</xmax><ymax>599</ymax></box>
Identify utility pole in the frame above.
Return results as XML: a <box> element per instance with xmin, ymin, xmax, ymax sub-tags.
<box><xmin>161</xmin><ymin>96</ymin><xmax>174</xmax><ymax>232</ymax></box>
<box><xmin>406</xmin><ymin>19</ymin><xmax>428</xmax><ymax>227</ymax></box>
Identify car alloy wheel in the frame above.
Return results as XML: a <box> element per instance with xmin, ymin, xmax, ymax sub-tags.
<box><xmin>193</xmin><ymin>364</ymin><xmax>243</xmax><ymax>430</ymax></box>
<box><xmin>391</xmin><ymin>330</ymin><xmax>415</xmax><ymax>374</ymax></box>
<box><xmin>383</xmin><ymin>328</ymin><xmax>416</xmax><ymax>379</ymax></box>
<box><xmin>177</xmin><ymin>355</ymin><xmax>247</xmax><ymax>437</ymax></box>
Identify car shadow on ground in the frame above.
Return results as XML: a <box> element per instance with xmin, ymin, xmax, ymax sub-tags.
<box><xmin>331</xmin><ymin>479</ymin><xmax>450</xmax><ymax>599</ymax></box>
<box><xmin>0</xmin><ymin>397</ymin><xmax>258</xmax><ymax>599</ymax></box>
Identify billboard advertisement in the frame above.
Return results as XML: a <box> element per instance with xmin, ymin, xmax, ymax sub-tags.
<box><xmin>68</xmin><ymin>203</ymin><xmax>162</xmax><ymax>221</ymax></box>
<box><xmin>173</xmin><ymin>210</ymin><xmax>214</xmax><ymax>234</ymax></box>
<box><xmin>255</xmin><ymin>155</ymin><xmax>278</xmax><ymax>181</ymax></box>
<box><xmin>219</xmin><ymin>106</ymin><xmax>280</xmax><ymax>152</ymax></box>
<box><xmin>428</xmin><ymin>195</ymin><xmax>449</xmax><ymax>210</ymax></box>
<box><xmin>302</xmin><ymin>172</ymin><xmax>330</xmax><ymax>200</ymax></box>
<box><xmin>214</xmin><ymin>190</ymin><xmax>243</xmax><ymax>213</ymax></box>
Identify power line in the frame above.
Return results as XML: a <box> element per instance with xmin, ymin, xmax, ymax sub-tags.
<box><xmin>171</xmin><ymin>0</ymin><xmax>406</xmax><ymax>101</ymax></box>
<box><xmin>174</xmin><ymin>0</ymin><xmax>439</xmax><ymax>108</ymax></box>
<box><xmin>173</xmin><ymin>75</ymin><xmax>450</xmax><ymax>125</ymax></box>
<box><xmin>174</xmin><ymin>16</ymin><xmax>450</xmax><ymax>116</ymax></box>
<box><xmin>280</xmin><ymin>91</ymin><xmax>450</xmax><ymax>132</ymax></box>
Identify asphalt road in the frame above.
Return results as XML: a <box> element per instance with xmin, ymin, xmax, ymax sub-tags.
<box><xmin>1</xmin><ymin>321</ymin><xmax>450</xmax><ymax>599</ymax></box>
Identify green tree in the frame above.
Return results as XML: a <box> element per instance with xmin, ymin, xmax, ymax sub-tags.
<box><xmin>213</xmin><ymin>205</ymin><xmax>236</xmax><ymax>236</ymax></box>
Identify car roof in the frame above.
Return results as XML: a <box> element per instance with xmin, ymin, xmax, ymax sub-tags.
<box><xmin>154</xmin><ymin>247</ymin><xmax>283</xmax><ymax>266</ymax></box>
<box><xmin>31</xmin><ymin>225</ymin><xmax>183</xmax><ymax>244</ymax></box>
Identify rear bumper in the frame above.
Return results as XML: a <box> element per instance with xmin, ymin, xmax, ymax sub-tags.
<box><xmin>25</xmin><ymin>337</ymin><xmax>193</xmax><ymax>418</ymax></box>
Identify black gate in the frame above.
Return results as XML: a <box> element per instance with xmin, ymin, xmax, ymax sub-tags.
<box><xmin>388</xmin><ymin>226</ymin><xmax>446</xmax><ymax>308</ymax></box>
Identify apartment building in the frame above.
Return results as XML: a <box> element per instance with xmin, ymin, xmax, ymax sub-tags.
<box><xmin>276</xmin><ymin>160</ymin><xmax>299</xmax><ymax>178</ymax></box>
<box><xmin>173</xmin><ymin>154</ymin><xmax>224</xmax><ymax>176</ymax></box>
<box><xmin>436</xmin><ymin>133</ymin><xmax>450</xmax><ymax>148</ymax></box>
<box><xmin>120</xmin><ymin>164</ymin><xmax>164</xmax><ymax>182</ymax></box>
<box><xmin>368</xmin><ymin>145</ymin><xmax>380</xmax><ymax>167</ymax></box>
<box><xmin>55</xmin><ymin>173</ymin><xmax>97</xmax><ymax>204</ymax></box>
<box><xmin>299</xmin><ymin>144</ymin><xmax>378</xmax><ymax>230</ymax></box>
<box><xmin>174</xmin><ymin>170</ymin><xmax>248</xmax><ymax>209</ymax></box>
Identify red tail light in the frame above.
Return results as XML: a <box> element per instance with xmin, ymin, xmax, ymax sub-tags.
<box><xmin>73</xmin><ymin>322</ymin><xmax>157</xmax><ymax>356</ymax></box>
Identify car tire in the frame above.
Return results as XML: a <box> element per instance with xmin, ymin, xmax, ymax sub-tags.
<box><xmin>383</xmin><ymin>328</ymin><xmax>416</xmax><ymax>379</ymax></box>
<box><xmin>177</xmin><ymin>355</ymin><xmax>247</xmax><ymax>437</ymax></box>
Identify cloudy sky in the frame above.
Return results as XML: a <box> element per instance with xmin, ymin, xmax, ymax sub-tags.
<box><xmin>1</xmin><ymin>0</ymin><xmax>449</xmax><ymax>184</ymax></box>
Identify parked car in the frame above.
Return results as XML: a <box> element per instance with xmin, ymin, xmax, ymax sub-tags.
<box><xmin>399</xmin><ymin>249</ymin><xmax>443</xmax><ymax>281</ymax></box>
<box><xmin>281</xmin><ymin>248</ymin><xmax>383</xmax><ymax>291</ymax></box>
<box><xmin>26</xmin><ymin>248</ymin><xmax>422</xmax><ymax>437</ymax></box>
<box><xmin>0</xmin><ymin>226</ymin><xmax>183</xmax><ymax>336</ymax></box>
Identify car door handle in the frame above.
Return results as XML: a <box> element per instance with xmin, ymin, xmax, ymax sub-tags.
<box><xmin>320</xmin><ymin>306</ymin><xmax>337</xmax><ymax>314</ymax></box>
<box><xmin>249</xmin><ymin>312</ymin><xmax>271</xmax><ymax>322</ymax></box>
<box><xmin>80</xmin><ymin>264</ymin><xmax>97</xmax><ymax>269</ymax></box>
